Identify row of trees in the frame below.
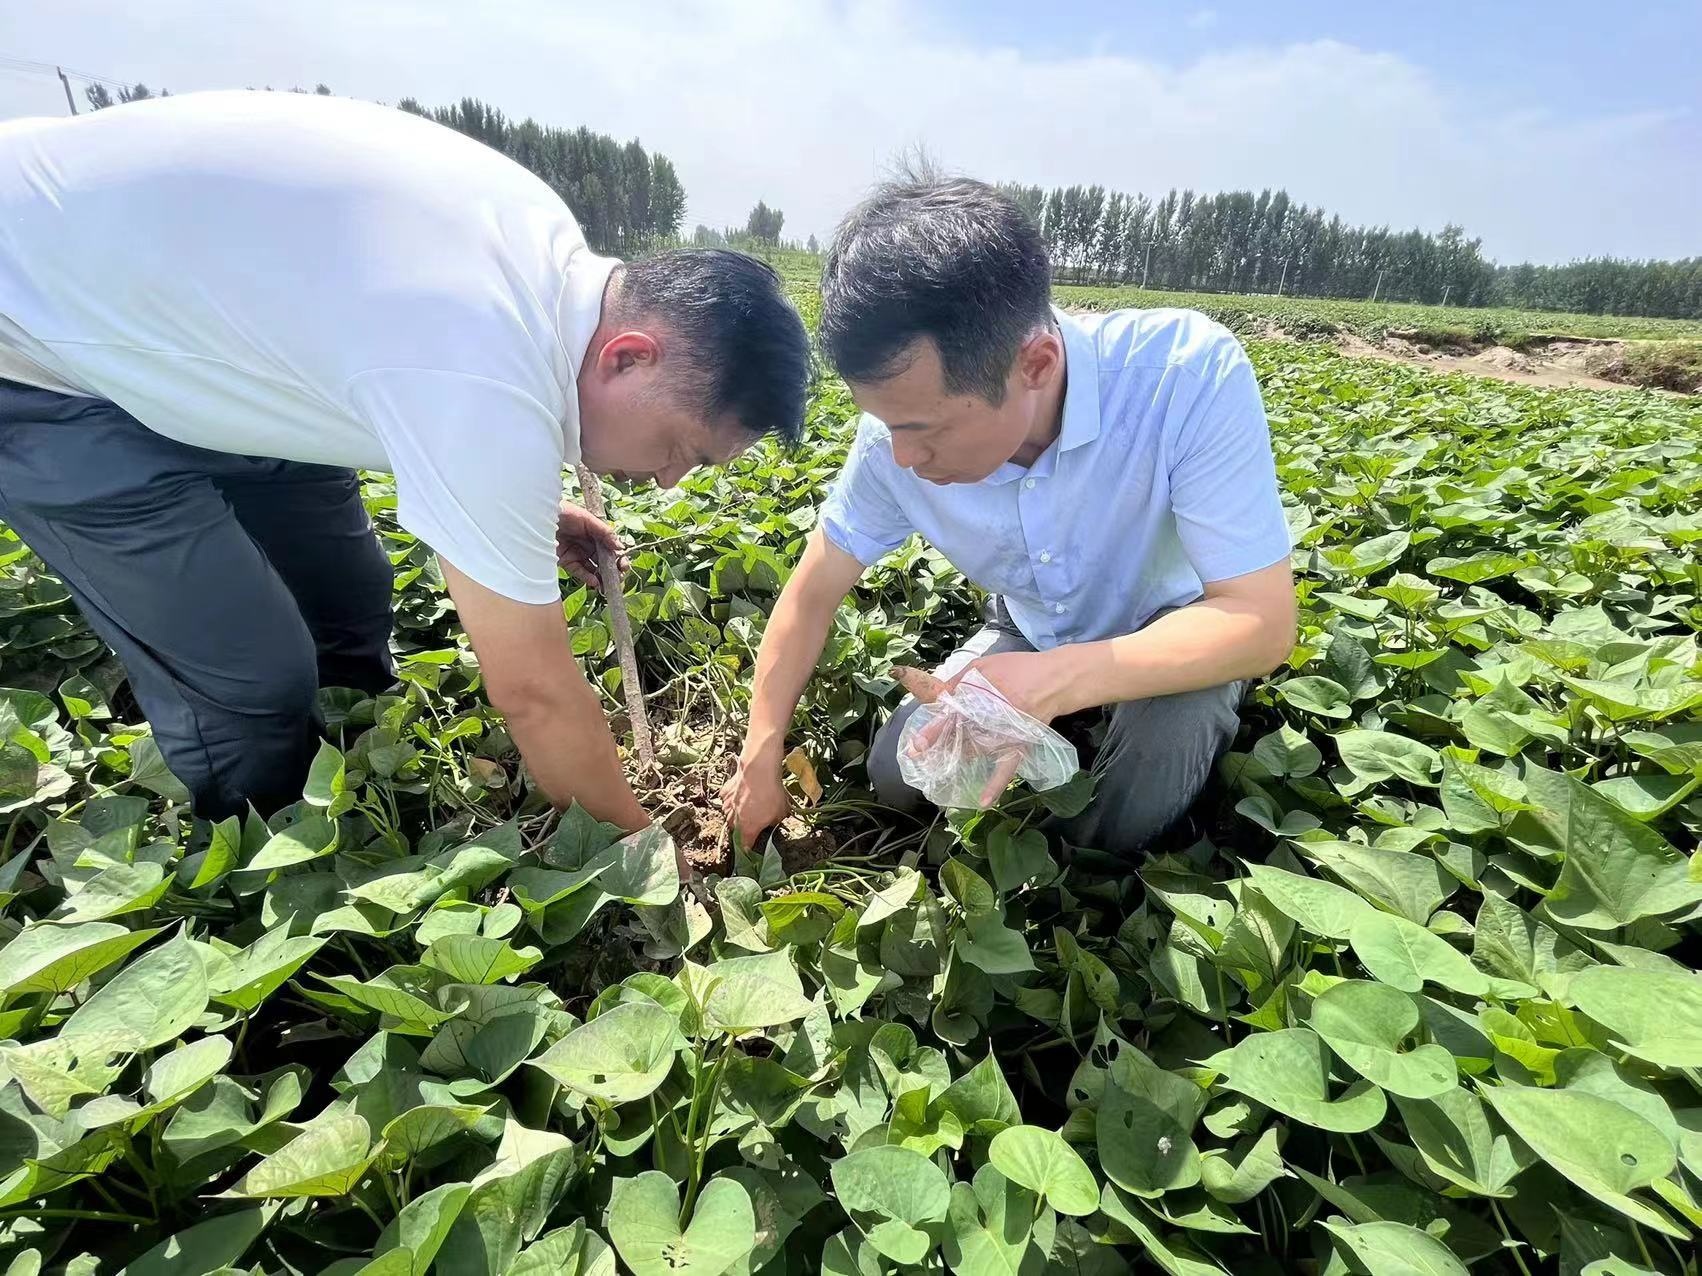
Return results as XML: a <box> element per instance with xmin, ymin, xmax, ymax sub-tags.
<box><xmin>86</xmin><ymin>85</ymin><xmax>686</xmax><ymax>257</ymax></box>
<box><xmin>1490</xmin><ymin>257</ymin><xmax>1702</xmax><ymax>320</ymax></box>
<box><xmin>689</xmin><ymin>203</ymin><xmax>819</xmax><ymax>254</ymax></box>
<box><xmin>396</xmin><ymin>98</ymin><xmax>684</xmax><ymax>256</ymax></box>
<box><xmin>995</xmin><ymin>182</ymin><xmax>1700</xmax><ymax>318</ymax></box>
<box><xmin>83</xmin><ymin>82</ymin><xmax>171</xmax><ymax>109</ymax></box>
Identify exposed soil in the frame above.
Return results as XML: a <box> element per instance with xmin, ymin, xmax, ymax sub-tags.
<box><xmin>768</xmin><ymin>816</ymin><xmax>838</xmax><ymax>875</ymax></box>
<box><xmin>1064</xmin><ymin>303</ymin><xmax>1698</xmax><ymax>395</ymax></box>
<box><xmin>1335</xmin><ymin>332</ymin><xmax>1636</xmax><ymax>393</ymax></box>
<box><xmin>639</xmin><ymin>715</ymin><xmax>835</xmax><ymax>878</ymax></box>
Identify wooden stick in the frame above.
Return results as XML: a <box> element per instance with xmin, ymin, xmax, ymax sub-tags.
<box><xmin>574</xmin><ymin>465</ymin><xmax>655</xmax><ymax>771</ymax></box>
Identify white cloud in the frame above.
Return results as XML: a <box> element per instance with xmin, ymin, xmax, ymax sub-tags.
<box><xmin>1</xmin><ymin>0</ymin><xmax>1695</xmax><ymax>262</ymax></box>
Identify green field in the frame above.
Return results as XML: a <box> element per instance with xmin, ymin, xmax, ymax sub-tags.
<box><xmin>759</xmin><ymin>247</ymin><xmax>1702</xmax><ymax>348</ymax></box>
<box><xmin>1057</xmin><ymin>283</ymin><xmax>1702</xmax><ymax>346</ymax></box>
<box><xmin>0</xmin><ymin>317</ymin><xmax>1700</xmax><ymax>1272</ymax></box>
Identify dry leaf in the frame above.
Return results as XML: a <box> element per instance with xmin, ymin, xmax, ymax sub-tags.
<box><xmin>783</xmin><ymin>747</ymin><xmax>823</xmax><ymax>805</ymax></box>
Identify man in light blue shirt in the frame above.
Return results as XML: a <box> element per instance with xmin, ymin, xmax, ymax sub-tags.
<box><xmin>724</xmin><ymin>176</ymin><xmax>1295</xmax><ymax>854</ymax></box>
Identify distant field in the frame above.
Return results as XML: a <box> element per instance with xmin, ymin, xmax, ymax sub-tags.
<box><xmin>764</xmin><ymin>249</ymin><xmax>1702</xmax><ymax>347</ymax></box>
<box><xmin>1052</xmin><ymin>282</ymin><xmax>1702</xmax><ymax>345</ymax></box>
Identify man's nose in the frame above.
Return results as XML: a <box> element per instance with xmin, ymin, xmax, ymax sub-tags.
<box><xmin>891</xmin><ymin>438</ymin><xmax>929</xmax><ymax>472</ymax></box>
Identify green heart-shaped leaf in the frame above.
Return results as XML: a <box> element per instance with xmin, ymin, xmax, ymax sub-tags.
<box><xmin>988</xmin><ymin>1125</ymin><xmax>1099</xmax><ymax>1217</ymax></box>
<box><xmin>1202</xmin><ymin>1028</ymin><xmax>1386</xmax><ymax>1133</ymax></box>
<box><xmin>1309</xmin><ymin>980</ymin><xmax>1457</xmax><ymax>1098</ymax></box>
<box><xmin>530</xmin><ymin>999</ymin><xmax>684</xmax><ymax>1103</ymax></box>
<box><xmin>1569</xmin><ymin>966</ymin><xmax>1702</xmax><ymax>1067</ymax></box>
<box><xmin>607</xmin><ymin>1171</ymin><xmax>755</xmax><ymax>1276</ymax></box>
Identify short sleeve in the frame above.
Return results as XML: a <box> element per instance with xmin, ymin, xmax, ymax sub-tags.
<box><xmin>817</xmin><ymin>414</ymin><xmax>916</xmax><ymax>566</ymax></box>
<box><xmin>346</xmin><ymin>369</ymin><xmax>567</xmax><ymax>603</ymax></box>
<box><xmin>1163</xmin><ymin>339</ymin><xmax>1292</xmax><ymax>583</ymax></box>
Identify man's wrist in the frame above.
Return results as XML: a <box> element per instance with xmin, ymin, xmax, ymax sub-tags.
<box><xmin>740</xmin><ymin>721</ymin><xmax>789</xmax><ymax>767</ymax></box>
<box><xmin>1046</xmin><ymin>642</ymin><xmax>1109</xmax><ymax>718</ymax></box>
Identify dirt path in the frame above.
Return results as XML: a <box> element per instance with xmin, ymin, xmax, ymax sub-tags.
<box><xmin>1333</xmin><ymin>334</ymin><xmax>1635</xmax><ymax>393</ymax></box>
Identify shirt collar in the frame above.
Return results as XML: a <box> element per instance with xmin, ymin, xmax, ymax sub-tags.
<box><xmin>557</xmin><ymin>247</ymin><xmax>620</xmax><ymax>386</ymax></box>
<box><xmin>981</xmin><ymin>306</ymin><xmax>1101</xmax><ymax>486</ymax></box>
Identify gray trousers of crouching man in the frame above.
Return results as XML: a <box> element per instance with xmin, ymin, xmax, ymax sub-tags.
<box><xmin>868</xmin><ymin>600</ymin><xmax>1246</xmax><ymax>855</ymax></box>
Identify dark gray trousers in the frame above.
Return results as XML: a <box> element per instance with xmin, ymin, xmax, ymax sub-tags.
<box><xmin>0</xmin><ymin>380</ymin><xmax>394</xmax><ymax>819</ymax></box>
<box><xmin>868</xmin><ymin>600</ymin><xmax>1245</xmax><ymax>854</ymax></box>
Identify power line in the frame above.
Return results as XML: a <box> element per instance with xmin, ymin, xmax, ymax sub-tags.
<box><xmin>0</xmin><ymin>54</ymin><xmax>130</xmax><ymax>89</ymax></box>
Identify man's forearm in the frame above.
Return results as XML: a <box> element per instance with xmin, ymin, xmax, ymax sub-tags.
<box><xmin>503</xmin><ymin>668</ymin><xmax>649</xmax><ymax>831</ymax></box>
<box><xmin>741</xmin><ymin>589</ymin><xmax>840</xmax><ymax>765</ymax></box>
<box><xmin>1051</xmin><ymin>593</ymin><xmax>1294</xmax><ymax>716</ymax></box>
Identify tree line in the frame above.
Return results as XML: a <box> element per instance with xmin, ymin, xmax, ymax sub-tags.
<box><xmin>995</xmin><ymin>183</ymin><xmax>1700</xmax><ymax>319</ymax></box>
<box><xmin>395</xmin><ymin>98</ymin><xmax>684</xmax><ymax>255</ymax></box>
<box><xmin>687</xmin><ymin>200</ymin><xmax>807</xmax><ymax>253</ymax></box>
<box><xmin>85</xmin><ymin>85</ymin><xmax>686</xmax><ymax>257</ymax></box>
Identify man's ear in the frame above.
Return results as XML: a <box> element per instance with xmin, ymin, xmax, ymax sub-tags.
<box><xmin>1015</xmin><ymin>329</ymin><xmax>1064</xmax><ymax>390</ymax></box>
<box><xmin>595</xmin><ymin>330</ymin><xmax>662</xmax><ymax>375</ymax></box>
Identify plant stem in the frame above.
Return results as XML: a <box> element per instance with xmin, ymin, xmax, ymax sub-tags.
<box><xmin>1341</xmin><ymin>1133</ymin><xmax>1370</xmax><ymax>1178</ymax></box>
<box><xmin>1213</xmin><ymin>964</ymin><xmax>1235</xmax><ymax>1043</ymax></box>
<box><xmin>681</xmin><ymin>1042</ymin><xmax>735</xmax><ymax>1225</ymax></box>
<box><xmin>121</xmin><ymin>1137</ymin><xmax>160</xmax><ymax>1221</ymax></box>
<box><xmin>1490</xmin><ymin>1200</ymin><xmax>1533</xmax><ymax>1276</ymax></box>
<box><xmin>0</xmin><ymin>1208</ymin><xmax>153</xmax><ymax>1225</ymax></box>
<box><xmin>89</xmin><ymin>1177</ymin><xmax>131</xmax><ymax>1216</ymax></box>
<box><xmin>576</xmin><ymin>465</ymin><xmax>654</xmax><ymax>770</ymax></box>
<box><xmin>379</xmin><ymin>1169</ymin><xmax>404</xmax><ymax>1217</ymax></box>
<box><xmin>350</xmin><ymin>1192</ymin><xmax>388</xmax><ymax>1233</ymax></box>
<box><xmin>1632</xmin><ymin>1223</ymin><xmax>1656</xmax><ymax>1271</ymax></box>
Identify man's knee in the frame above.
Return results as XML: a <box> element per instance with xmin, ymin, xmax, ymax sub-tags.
<box><xmin>174</xmin><ymin>644</ymin><xmax>322</xmax><ymax>819</ymax></box>
<box><xmin>866</xmin><ymin>706</ymin><xmax>926</xmax><ymax>811</ymax></box>
<box><xmin>1070</xmin><ymin>682</ymin><xmax>1246</xmax><ymax>852</ymax></box>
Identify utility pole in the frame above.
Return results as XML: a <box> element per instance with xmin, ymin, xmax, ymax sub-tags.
<box><xmin>56</xmin><ymin>67</ymin><xmax>78</xmax><ymax>115</ymax></box>
<box><xmin>1440</xmin><ymin>283</ymin><xmax>1452</xmax><ymax>307</ymax></box>
<box><xmin>1277</xmin><ymin>257</ymin><xmax>1290</xmax><ymax>297</ymax></box>
<box><xmin>1370</xmin><ymin>268</ymin><xmax>1384</xmax><ymax>304</ymax></box>
<box><xmin>1141</xmin><ymin>242</ymin><xmax>1153</xmax><ymax>290</ymax></box>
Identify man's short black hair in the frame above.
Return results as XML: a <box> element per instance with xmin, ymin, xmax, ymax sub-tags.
<box><xmin>618</xmin><ymin>249</ymin><xmax>810</xmax><ymax>444</ymax></box>
<box><xmin>821</xmin><ymin>176</ymin><xmax>1052</xmax><ymax>403</ymax></box>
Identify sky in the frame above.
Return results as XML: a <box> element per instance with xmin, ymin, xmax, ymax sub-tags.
<box><xmin>1</xmin><ymin>0</ymin><xmax>1697</xmax><ymax>265</ymax></box>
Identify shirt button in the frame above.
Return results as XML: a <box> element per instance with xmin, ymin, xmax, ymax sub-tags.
<box><xmin>1024</xmin><ymin>478</ymin><xmax>1036</xmax><ymax>490</ymax></box>
<box><xmin>1039</xmin><ymin>551</ymin><xmax>1052</xmax><ymax>563</ymax></box>
<box><xmin>1054</xmin><ymin>603</ymin><xmax>1067</xmax><ymax>615</ymax></box>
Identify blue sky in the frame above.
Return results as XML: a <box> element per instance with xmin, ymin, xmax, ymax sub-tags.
<box><xmin>953</xmin><ymin>1</ymin><xmax>1701</xmax><ymax>123</ymax></box>
<box><xmin>1</xmin><ymin>1</ymin><xmax>1696</xmax><ymax>263</ymax></box>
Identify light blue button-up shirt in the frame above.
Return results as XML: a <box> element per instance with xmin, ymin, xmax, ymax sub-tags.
<box><xmin>818</xmin><ymin>307</ymin><xmax>1291</xmax><ymax>650</ymax></box>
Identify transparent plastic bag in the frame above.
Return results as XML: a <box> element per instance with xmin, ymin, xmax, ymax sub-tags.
<box><xmin>896</xmin><ymin>667</ymin><xmax>1079</xmax><ymax>810</ymax></box>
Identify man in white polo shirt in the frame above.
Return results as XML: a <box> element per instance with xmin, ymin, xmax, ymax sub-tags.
<box><xmin>0</xmin><ymin>90</ymin><xmax>809</xmax><ymax>829</ymax></box>
<box><xmin>724</xmin><ymin>176</ymin><xmax>1294</xmax><ymax>855</ymax></box>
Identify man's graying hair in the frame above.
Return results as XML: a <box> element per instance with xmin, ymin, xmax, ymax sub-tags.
<box><xmin>820</xmin><ymin>173</ymin><xmax>1052</xmax><ymax>403</ymax></box>
<box><xmin>616</xmin><ymin>249</ymin><xmax>810</xmax><ymax>444</ymax></box>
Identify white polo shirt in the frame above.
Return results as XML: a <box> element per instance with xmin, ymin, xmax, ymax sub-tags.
<box><xmin>0</xmin><ymin>90</ymin><xmax>614</xmax><ymax>602</ymax></box>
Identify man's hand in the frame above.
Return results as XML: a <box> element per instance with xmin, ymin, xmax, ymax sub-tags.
<box><xmin>951</xmin><ymin>649</ymin><xmax>1082</xmax><ymax>724</ymax></box>
<box><xmin>905</xmin><ymin>648</ymin><xmax>1084</xmax><ymax>806</ymax></box>
<box><xmin>439</xmin><ymin>557</ymin><xmax>650</xmax><ymax>831</ymax></box>
<box><xmin>720</xmin><ymin>755</ymin><xmax>791</xmax><ymax>847</ymax></box>
<box><xmin>556</xmin><ymin>502</ymin><xmax>629</xmax><ymax>592</ymax></box>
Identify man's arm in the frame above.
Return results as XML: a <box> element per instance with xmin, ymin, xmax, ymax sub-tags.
<box><xmin>440</xmin><ymin>558</ymin><xmax>650</xmax><ymax>831</ymax></box>
<box><xmin>722</xmin><ymin>529</ymin><xmax>867</xmax><ymax>841</ymax></box>
<box><xmin>963</xmin><ymin>559</ymin><xmax>1297</xmax><ymax>724</ymax></box>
